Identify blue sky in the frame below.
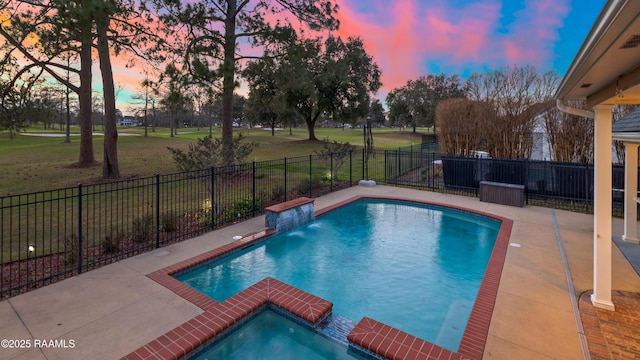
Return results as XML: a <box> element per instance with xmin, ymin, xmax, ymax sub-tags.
<box><xmin>330</xmin><ymin>0</ymin><xmax>607</xmax><ymax>88</ymax></box>
<box><xmin>116</xmin><ymin>0</ymin><xmax>609</xmax><ymax>111</ymax></box>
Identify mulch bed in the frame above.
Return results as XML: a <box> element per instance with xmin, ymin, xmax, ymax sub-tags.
<box><xmin>0</xmin><ymin>214</ymin><xmax>209</xmax><ymax>300</ymax></box>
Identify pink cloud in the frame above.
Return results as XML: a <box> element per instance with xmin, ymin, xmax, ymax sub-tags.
<box><xmin>107</xmin><ymin>0</ymin><xmax>572</xmax><ymax>109</ymax></box>
<box><xmin>499</xmin><ymin>0</ymin><xmax>570</xmax><ymax>65</ymax></box>
<box><xmin>334</xmin><ymin>1</ymin><xmax>425</xmax><ymax>92</ymax></box>
<box><xmin>332</xmin><ymin>0</ymin><xmax>570</xmax><ymax>95</ymax></box>
<box><xmin>333</xmin><ymin>0</ymin><xmax>502</xmax><ymax>92</ymax></box>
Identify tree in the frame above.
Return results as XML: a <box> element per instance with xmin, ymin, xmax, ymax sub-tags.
<box><xmin>543</xmin><ymin>100</ymin><xmax>593</xmax><ymax>163</ymax></box>
<box><xmin>386</xmin><ymin>74</ymin><xmax>465</xmax><ymax>133</ymax></box>
<box><xmin>131</xmin><ymin>72</ymin><xmax>159</xmax><ymax>137</ymax></box>
<box><xmin>386</xmin><ymin>90</ymin><xmax>410</xmax><ymax>129</ymax></box>
<box><xmin>323</xmin><ymin>36</ymin><xmax>381</xmax><ymax>127</ymax></box>
<box><xmin>436</xmin><ymin>98</ymin><xmax>486</xmax><ymax>156</ymax></box>
<box><xmin>1</xmin><ymin>0</ymin><xmax>159</xmax><ymax>178</ymax></box>
<box><xmin>2</xmin><ymin>0</ymin><xmax>99</xmax><ymax>166</ymax></box>
<box><xmin>159</xmin><ymin>63</ymin><xmax>189</xmax><ymax>137</ymax></box>
<box><xmin>368</xmin><ymin>99</ymin><xmax>386</xmax><ymax>127</ymax></box>
<box><xmin>153</xmin><ymin>0</ymin><xmax>339</xmax><ymax>164</ymax></box>
<box><xmin>231</xmin><ymin>93</ymin><xmax>247</xmax><ymax>125</ymax></box>
<box><xmin>199</xmin><ymin>90</ymin><xmax>219</xmax><ymax>137</ymax></box>
<box><xmin>466</xmin><ymin>65</ymin><xmax>558</xmax><ymax>159</ymax></box>
<box><xmin>245</xmin><ymin>34</ymin><xmax>380</xmax><ymax>140</ymax></box>
<box><xmin>0</xmin><ymin>53</ymin><xmax>37</xmax><ymax>137</ymax></box>
<box><xmin>244</xmin><ymin>57</ymin><xmax>289</xmax><ymax>135</ymax></box>
<box><xmin>1</xmin><ymin>85</ymin><xmax>56</xmax><ymax>138</ymax></box>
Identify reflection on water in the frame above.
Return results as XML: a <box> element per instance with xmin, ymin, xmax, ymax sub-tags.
<box><xmin>178</xmin><ymin>199</ymin><xmax>500</xmax><ymax>352</ymax></box>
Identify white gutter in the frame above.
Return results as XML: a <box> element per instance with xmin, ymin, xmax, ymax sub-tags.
<box><xmin>556</xmin><ymin>99</ymin><xmax>595</xmax><ymax>119</ymax></box>
<box><xmin>612</xmin><ymin>132</ymin><xmax>640</xmax><ymax>142</ymax></box>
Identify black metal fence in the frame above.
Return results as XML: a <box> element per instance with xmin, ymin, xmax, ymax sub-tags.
<box><xmin>372</xmin><ymin>150</ymin><xmax>632</xmax><ymax>216</ymax></box>
<box><xmin>1</xmin><ymin>147</ymin><xmax>632</xmax><ymax>298</ymax></box>
<box><xmin>1</xmin><ymin>152</ymin><xmax>362</xmax><ymax>298</ymax></box>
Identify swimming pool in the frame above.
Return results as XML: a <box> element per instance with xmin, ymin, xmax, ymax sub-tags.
<box><xmin>186</xmin><ymin>310</ymin><xmax>364</xmax><ymax>360</ymax></box>
<box><xmin>177</xmin><ymin>199</ymin><xmax>500</xmax><ymax>352</ymax></box>
<box><xmin>124</xmin><ymin>195</ymin><xmax>512</xmax><ymax>360</ymax></box>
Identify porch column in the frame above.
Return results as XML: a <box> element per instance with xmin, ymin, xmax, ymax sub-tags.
<box><xmin>623</xmin><ymin>142</ymin><xmax>639</xmax><ymax>244</ymax></box>
<box><xmin>592</xmin><ymin>104</ymin><xmax>615</xmax><ymax>311</ymax></box>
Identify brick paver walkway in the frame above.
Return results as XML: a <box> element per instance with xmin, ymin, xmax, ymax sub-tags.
<box><xmin>579</xmin><ymin>291</ymin><xmax>640</xmax><ymax>359</ymax></box>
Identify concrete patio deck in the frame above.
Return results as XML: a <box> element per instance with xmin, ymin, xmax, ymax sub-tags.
<box><xmin>1</xmin><ymin>185</ymin><xmax>639</xmax><ymax>360</ymax></box>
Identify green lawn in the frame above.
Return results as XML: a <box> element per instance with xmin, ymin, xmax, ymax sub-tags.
<box><xmin>0</xmin><ymin>125</ymin><xmax>427</xmax><ymax>196</ymax></box>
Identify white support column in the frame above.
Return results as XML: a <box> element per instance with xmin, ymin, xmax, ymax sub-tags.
<box><xmin>623</xmin><ymin>143</ymin><xmax>639</xmax><ymax>244</ymax></box>
<box><xmin>592</xmin><ymin>104</ymin><xmax>615</xmax><ymax>311</ymax></box>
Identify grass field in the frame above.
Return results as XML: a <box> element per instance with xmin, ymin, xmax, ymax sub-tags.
<box><xmin>0</xmin><ymin>125</ymin><xmax>427</xmax><ymax>196</ymax></box>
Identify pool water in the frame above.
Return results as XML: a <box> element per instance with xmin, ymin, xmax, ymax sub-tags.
<box><xmin>189</xmin><ymin>310</ymin><xmax>364</xmax><ymax>360</ymax></box>
<box><xmin>177</xmin><ymin>199</ymin><xmax>500</xmax><ymax>352</ymax></box>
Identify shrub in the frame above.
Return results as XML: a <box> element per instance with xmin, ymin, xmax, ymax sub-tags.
<box><xmin>292</xmin><ymin>176</ymin><xmax>326</xmax><ymax>195</ymax></box>
<box><xmin>421</xmin><ymin>164</ymin><xmax>441</xmax><ymax>181</ymax></box>
<box><xmin>168</xmin><ymin>133</ymin><xmax>258</xmax><ymax>171</ymax></box>
<box><xmin>161</xmin><ymin>211</ymin><xmax>178</xmax><ymax>232</ymax></box>
<box><xmin>268</xmin><ymin>184</ymin><xmax>285</xmax><ymax>201</ymax></box>
<box><xmin>198</xmin><ymin>199</ymin><xmax>213</xmax><ymax>227</ymax></box>
<box><xmin>314</xmin><ymin>139</ymin><xmax>355</xmax><ymax>181</ymax></box>
<box><xmin>65</xmin><ymin>233</ymin><xmax>79</xmax><ymax>265</ymax></box>
<box><xmin>132</xmin><ymin>214</ymin><xmax>154</xmax><ymax>243</ymax></box>
<box><xmin>436</xmin><ymin>98</ymin><xmax>485</xmax><ymax>156</ymax></box>
<box><xmin>220</xmin><ymin>198</ymin><xmax>263</xmax><ymax>223</ymax></box>
<box><xmin>102</xmin><ymin>229</ymin><xmax>124</xmax><ymax>254</ymax></box>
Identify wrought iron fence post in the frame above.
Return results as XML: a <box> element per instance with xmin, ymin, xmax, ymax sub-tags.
<box><xmin>77</xmin><ymin>183</ymin><xmax>83</xmax><ymax>274</ymax></box>
<box><xmin>330</xmin><ymin>152</ymin><xmax>334</xmax><ymax>191</ymax></box>
<box><xmin>349</xmin><ymin>150</ymin><xmax>352</xmax><ymax>186</ymax></box>
<box><xmin>26</xmin><ymin>247</ymin><xmax>30</xmax><ymax>287</ymax></box>
<box><xmin>211</xmin><ymin>166</ymin><xmax>216</xmax><ymax>229</ymax></box>
<box><xmin>155</xmin><ymin>174</ymin><xmax>160</xmax><ymax>248</ymax></box>
<box><xmin>586</xmin><ymin>162</ymin><xmax>590</xmax><ymax>213</ymax></box>
<box><xmin>396</xmin><ymin>149</ymin><xmax>400</xmax><ymax>186</ymax></box>
<box><xmin>309</xmin><ymin>155</ymin><xmax>313</xmax><ymax>198</ymax></box>
<box><xmin>410</xmin><ymin>150</ymin><xmax>414</xmax><ymax>182</ymax></box>
<box><xmin>544</xmin><ymin>161</ymin><xmax>549</xmax><ymax>198</ymax></box>
<box><xmin>362</xmin><ymin>148</ymin><xmax>365</xmax><ymax>180</ymax></box>
<box><xmin>284</xmin><ymin>158</ymin><xmax>288</xmax><ymax>202</ymax></box>
<box><xmin>384</xmin><ymin>150</ymin><xmax>388</xmax><ymax>183</ymax></box>
<box><xmin>253</xmin><ymin>161</ymin><xmax>257</xmax><ymax>216</ymax></box>
<box><xmin>475</xmin><ymin>157</ymin><xmax>479</xmax><ymax>197</ymax></box>
<box><xmin>429</xmin><ymin>152</ymin><xmax>434</xmax><ymax>190</ymax></box>
<box><xmin>525</xmin><ymin>159</ymin><xmax>530</xmax><ymax>205</ymax></box>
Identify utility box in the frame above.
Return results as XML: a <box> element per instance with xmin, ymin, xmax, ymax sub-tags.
<box><xmin>479</xmin><ymin>181</ymin><xmax>525</xmax><ymax>207</ymax></box>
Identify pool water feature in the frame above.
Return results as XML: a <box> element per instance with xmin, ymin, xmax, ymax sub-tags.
<box><xmin>187</xmin><ymin>310</ymin><xmax>365</xmax><ymax>360</ymax></box>
<box><xmin>177</xmin><ymin>199</ymin><xmax>501</xmax><ymax>352</ymax></box>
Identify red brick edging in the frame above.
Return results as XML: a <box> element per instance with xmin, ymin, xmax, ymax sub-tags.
<box><xmin>122</xmin><ymin>195</ymin><xmax>513</xmax><ymax>360</ymax></box>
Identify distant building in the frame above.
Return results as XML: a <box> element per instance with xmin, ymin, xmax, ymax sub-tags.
<box><xmin>530</xmin><ymin>115</ymin><xmax>551</xmax><ymax>161</ymax></box>
<box><xmin>118</xmin><ymin>115</ymin><xmax>141</xmax><ymax>127</ymax></box>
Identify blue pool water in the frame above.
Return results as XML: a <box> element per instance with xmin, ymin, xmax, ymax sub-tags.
<box><xmin>177</xmin><ymin>199</ymin><xmax>500</xmax><ymax>352</ymax></box>
<box><xmin>189</xmin><ymin>310</ymin><xmax>364</xmax><ymax>360</ymax></box>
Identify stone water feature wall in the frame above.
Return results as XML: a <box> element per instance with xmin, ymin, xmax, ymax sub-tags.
<box><xmin>264</xmin><ymin>197</ymin><xmax>315</xmax><ymax>233</ymax></box>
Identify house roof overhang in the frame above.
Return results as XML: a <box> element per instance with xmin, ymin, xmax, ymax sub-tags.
<box><xmin>555</xmin><ymin>0</ymin><xmax>640</xmax><ymax>108</ymax></box>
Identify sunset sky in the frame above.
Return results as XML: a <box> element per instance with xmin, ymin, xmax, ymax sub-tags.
<box><xmin>115</xmin><ymin>0</ymin><xmax>608</xmax><ymax>112</ymax></box>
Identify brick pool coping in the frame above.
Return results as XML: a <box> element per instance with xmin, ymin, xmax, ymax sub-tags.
<box><xmin>121</xmin><ymin>195</ymin><xmax>513</xmax><ymax>360</ymax></box>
